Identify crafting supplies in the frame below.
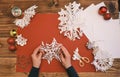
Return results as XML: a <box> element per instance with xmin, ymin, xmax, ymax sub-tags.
<box><xmin>72</xmin><ymin>48</ymin><xmax>90</xmax><ymax>67</ymax></box>
<box><xmin>16</xmin><ymin>13</ymin><xmax>94</xmax><ymax>72</ymax></box>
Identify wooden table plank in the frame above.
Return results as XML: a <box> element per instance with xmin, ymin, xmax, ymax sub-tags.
<box><xmin>0</xmin><ymin>0</ymin><xmax>118</xmax><ymax>16</ymax></box>
<box><xmin>0</xmin><ymin>37</ymin><xmax>16</xmax><ymax>57</ymax></box>
<box><xmin>0</xmin><ymin>58</ymin><xmax>120</xmax><ymax>77</ymax></box>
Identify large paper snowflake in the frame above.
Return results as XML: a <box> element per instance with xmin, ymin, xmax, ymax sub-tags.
<box><xmin>14</xmin><ymin>5</ymin><xmax>38</xmax><ymax>28</ymax></box>
<box><xmin>58</xmin><ymin>1</ymin><xmax>85</xmax><ymax>41</ymax></box>
<box><xmin>15</xmin><ymin>34</ymin><xmax>27</xmax><ymax>46</ymax></box>
<box><xmin>92</xmin><ymin>47</ymin><xmax>114</xmax><ymax>72</ymax></box>
<box><xmin>86</xmin><ymin>41</ymin><xmax>114</xmax><ymax>72</ymax></box>
<box><xmin>40</xmin><ymin>38</ymin><xmax>61</xmax><ymax>64</ymax></box>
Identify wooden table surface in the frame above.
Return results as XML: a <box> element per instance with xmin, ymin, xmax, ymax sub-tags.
<box><xmin>0</xmin><ymin>0</ymin><xmax>120</xmax><ymax>77</ymax></box>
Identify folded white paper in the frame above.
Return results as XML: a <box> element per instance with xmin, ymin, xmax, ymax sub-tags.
<box><xmin>82</xmin><ymin>2</ymin><xmax>120</xmax><ymax>58</ymax></box>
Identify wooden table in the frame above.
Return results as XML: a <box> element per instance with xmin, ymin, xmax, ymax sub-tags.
<box><xmin>0</xmin><ymin>0</ymin><xmax>120</xmax><ymax>77</ymax></box>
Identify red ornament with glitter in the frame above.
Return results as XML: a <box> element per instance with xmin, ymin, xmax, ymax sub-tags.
<box><xmin>98</xmin><ymin>6</ymin><xmax>107</xmax><ymax>15</ymax></box>
<box><xmin>103</xmin><ymin>13</ymin><xmax>111</xmax><ymax>20</ymax></box>
<box><xmin>8</xmin><ymin>45</ymin><xmax>17</xmax><ymax>51</ymax></box>
<box><xmin>7</xmin><ymin>37</ymin><xmax>16</xmax><ymax>45</ymax></box>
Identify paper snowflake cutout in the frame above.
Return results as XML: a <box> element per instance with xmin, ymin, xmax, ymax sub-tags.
<box><xmin>86</xmin><ymin>41</ymin><xmax>95</xmax><ymax>49</ymax></box>
<box><xmin>91</xmin><ymin>47</ymin><xmax>114</xmax><ymax>72</ymax></box>
<box><xmin>58</xmin><ymin>1</ymin><xmax>85</xmax><ymax>41</ymax></box>
<box><xmin>15</xmin><ymin>34</ymin><xmax>27</xmax><ymax>46</ymax></box>
<box><xmin>40</xmin><ymin>38</ymin><xmax>61</xmax><ymax>64</ymax></box>
<box><xmin>72</xmin><ymin>48</ymin><xmax>81</xmax><ymax>60</ymax></box>
<box><xmin>14</xmin><ymin>5</ymin><xmax>38</xmax><ymax>28</ymax></box>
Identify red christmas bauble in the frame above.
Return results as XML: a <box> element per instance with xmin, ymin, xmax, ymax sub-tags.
<box><xmin>103</xmin><ymin>13</ymin><xmax>111</xmax><ymax>20</ymax></box>
<box><xmin>8</xmin><ymin>45</ymin><xmax>17</xmax><ymax>51</ymax></box>
<box><xmin>98</xmin><ymin>6</ymin><xmax>107</xmax><ymax>15</ymax></box>
<box><xmin>7</xmin><ymin>37</ymin><xmax>16</xmax><ymax>45</ymax></box>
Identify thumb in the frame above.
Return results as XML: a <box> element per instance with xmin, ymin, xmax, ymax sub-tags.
<box><xmin>38</xmin><ymin>52</ymin><xmax>42</xmax><ymax>59</ymax></box>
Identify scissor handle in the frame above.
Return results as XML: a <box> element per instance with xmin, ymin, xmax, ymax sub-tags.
<box><xmin>82</xmin><ymin>57</ymin><xmax>90</xmax><ymax>63</ymax></box>
<box><xmin>79</xmin><ymin>60</ymin><xmax>84</xmax><ymax>67</ymax></box>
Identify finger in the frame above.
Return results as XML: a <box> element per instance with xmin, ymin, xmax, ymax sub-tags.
<box><xmin>59</xmin><ymin>52</ymin><xmax>65</xmax><ymax>62</ymax></box>
<box><xmin>38</xmin><ymin>52</ymin><xmax>43</xmax><ymax>59</ymax></box>
<box><xmin>61</xmin><ymin>45</ymin><xmax>70</xmax><ymax>56</ymax></box>
<box><xmin>32</xmin><ymin>45</ymin><xmax>41</xmax><ymax>55</ymax></box>
<box><xmin>58</xmin><ymin>43</ymin><xmax>62</xmax><ymax>47</ymax></box>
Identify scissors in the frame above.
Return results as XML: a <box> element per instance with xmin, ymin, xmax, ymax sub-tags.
<box><xmin>73</xmin><ymin>48</ymin><xmax>90</xmax><ymax>67</ymax></box>
<box><xmin>78</xmin><ymin>55</ymin><xmax>90</xmax><ymax>67</ymax></box>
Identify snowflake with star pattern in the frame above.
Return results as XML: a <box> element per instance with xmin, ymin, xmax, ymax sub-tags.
<box><xmin>58</xmin><ymin>1</ymin><xmax>85</xmax><ymax>41</ymax></box>
<box><xmin>40</xmin><ymin>38</ymin><xmax>61</xmax><ymax>64</ymax></box>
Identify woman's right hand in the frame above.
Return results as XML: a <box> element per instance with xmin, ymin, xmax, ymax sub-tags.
<box><xmin>59</xmin><ymin>45</ymin><xmax>72</xmax><ymax>69</ymax></box>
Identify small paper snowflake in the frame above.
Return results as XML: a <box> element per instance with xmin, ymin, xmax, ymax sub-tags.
<box><xmin>91</xmin><ymin>47</ymin><xmax>114</xmax><ymax>72</ymax></box>
<box><xmin>15</xmin><ymin>34</ymin><xmax>27</xmax><ymax>46</ymax></box>
<box><xmin>14</xmin><ymin>5</ymin><xmax>38</xmax><ymax>28</ymax></box>
<box><xmin>40</xmin><ymin>38</ymin><xmax>61</xmax><ymax>64</ymax></box>
<box><xmin>58</xmin><ymin>1</ymin><xmax>85</xmax><ymax>41</ymax></box>
<box><xmin>72</xmin><ymin>48</ymin><xmax>81</xmax><ymax>60</ymax></box>
<box><xmin>86</xmin><ymin>41</ymin><xmax>98</xmax><ymax>50</ymax></box>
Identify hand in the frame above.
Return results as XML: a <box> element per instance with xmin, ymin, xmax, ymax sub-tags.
<box><xmin>31</xmin><ymin>46</ymin><xmax>43</xmax><ymax>68</ymax></box>
<box><xmin>60</xmin><ymin>45</ymin><xmax>72</xmax><ymax>69</ymax></box>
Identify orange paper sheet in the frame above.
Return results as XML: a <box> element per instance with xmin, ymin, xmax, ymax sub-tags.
<box><xmin>16</xmin><ymin>13</ymin><xmax>95</xmax><ymax>72</ymax></box>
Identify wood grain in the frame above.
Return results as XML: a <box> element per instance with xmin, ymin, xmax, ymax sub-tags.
<box><xmin>0</xmin><ymin>0</ymin><xmax>119</xmax><ymax>77</ymax></box>
<box><xmin>0</xmin><ymin>58</ymin><xmax>120</xmax><ymax>77</ymax></box>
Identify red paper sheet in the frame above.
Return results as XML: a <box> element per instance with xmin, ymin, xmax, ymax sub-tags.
<box><xmin>16</xmin><ymin>13</ymin><xmax>95</xmax><ymax>72</ymax></box>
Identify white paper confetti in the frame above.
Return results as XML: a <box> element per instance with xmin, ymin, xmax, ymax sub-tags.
<box><xmin>86</xmin><ymin>41</ymin><xmax>96</xmax><ymax>49</ymax></box>
<box><xmin>58</xmin><ymin>1</ymin><xmax>85</xmax><ymax>41</ymax></box>
<box><xmin>40</xmin><ymin>38</ymin><xmax>61</xmax><ymax>64</ymax></box>
<box><xmin>15</xmin><ymin>34</ymin><xmax>27</xmax><ymax>46</ymax></box>
<box><xmin>14</xmin><ymin>5</ymin><xmax>38</xmax><ymax>28</ymax></box>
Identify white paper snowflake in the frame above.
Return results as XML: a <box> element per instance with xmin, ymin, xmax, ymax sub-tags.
<box><xmin>92</xmin><ymin>47</ymin><xmax>114</xmax><ymax>72</ymax></box>
<box><xmin>40</xmin><ymin>38</ymin><xmax>61</xmax><ymax>64</ymax></box>
<box><xmin>14</xmin><ymin>5</ymin><xmax>38</xmax><ymax>28</ymax></box>
<box><xmin>86</xmin><ymin>41</ymin><xmax>97</xmax><ymax>49</ymax></box>
<box><xmin>72</xmin><ymin>48</ymin><xmax>81</xmax><ymax>60</ymax></box>
<box><xmin>58</xmin><ymin>1</ymin><xmax>85</xmax><ymax>41</ymax></box>
<box><xmin>15</xmin><ymin>34</ymin><xmax>27</xmax><ymax>46</ymax></box>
